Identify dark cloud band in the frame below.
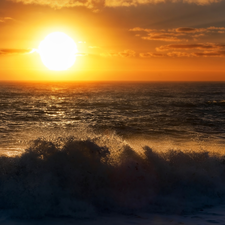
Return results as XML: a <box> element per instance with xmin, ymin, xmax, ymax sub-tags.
<box><xmin>156</xmin><ymin>44</ymin><xmax>225</xmax><ymax>51</ymax></box>
<box><xmin>7</xmin><ymin>0</ymin><xmax>222</xmax><ymax>9</ymax></box>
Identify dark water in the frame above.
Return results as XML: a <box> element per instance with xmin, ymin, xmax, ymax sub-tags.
<box><xmin>0</xmin><ymin>81</ymin><xmax>225</xmax><ymax>218</ymax></box>
<box><xmin>0</xmin><ymin>81</ymin><xmax>225</xmax><ymax>153</ymax></box>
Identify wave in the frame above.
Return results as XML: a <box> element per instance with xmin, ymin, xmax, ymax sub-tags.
<box><xmin>0</xmin><ymin>130</ymin><xmax>225</xmax><ymax>219</ymax></box>
<box><xmin>207</xmin><ymin>100</ymin><xmax>225</xmax><ymax>106</ymax></box>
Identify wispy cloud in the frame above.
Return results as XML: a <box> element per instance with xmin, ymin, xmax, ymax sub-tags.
<box><xmin>0</xmin><ymin>49</ymin><xmax>33</xmax><ymax>55</ymax></box>
<box><xmin>7</xmin><ymin>0</ymin><xmax>223</xmax><ymax>10</ymax></box>
<box><xmin>130</xmin><ymin>27</ymin><xmax>188</xmax><ymax>42</ymax></box>
<box><xmin>118</xmin><ymin>49</ymin><xmax>136</xmax><ymax>57</ymax></box>
<box><xmin>7</xmin><ymin>0</ymin><xmax>105</xmax><ymax>10</ymax></box>
<box><xmin>138</xmin><ymin>39</ymin><xmax>225</xmax><ymax>58</ymax></box>
<box><xmin>175</xmin><ymin>27</ymin><xmax>206</xmax><ymax>33</ymax></box>
<box><xmin>102</xmin><ymin>49</ymin><xmax>136</xmax><ymax>57</ymax></box>
<box><xmin>167</xmin><ymin>51</ymin><xmax>192</xmax><ymax>57</ymax></box>
<box><xmin>0</xmin><ymin>17</ymin><xmax>13</xmax><ymax>23</ymax></box>
<box><xmin>142</xmin><ymin>35</ymin><xmax>183</xmax><ymax>42</ymax></box>
<box><xmin>139</xmin><ymin>50</ymin><xmax>225</xmax><ymax>57</ymax></box>
<box><xmin>140</xmin><ymin>52</ymin><xmax>167</xmax><ymax>57</ymax></box>
<box><xmin>140</xmin><ymin>51</ymin><xmax>193</xmax><ymax>57</ymax></box>
<box><xmin>192</xmin><ymin>50</ymin><xmax>225</xmax><ymax>57</ymax></box>
<box><xmin>102</xmin><ymin>46</ymin><xmax>225</xmax><ymax>58</ymax></box>
<box><xmin>105</xmin><ymin>0</ymin><xmax>222</xmax><ymax>6</ymax></box>
<box><xmin>130</xmin><ymin>26</ymin><xmax>225</xmax><ymax>42</ymax></box>
<box><xmin>156</xmin><ymin>43</ymin><xmax>225</xmax><ymax>51</ymax></box>
<box><xmin>175</xmin><ymin>26</ymin><xmax>225</xmax><ymax>33</ymax></box>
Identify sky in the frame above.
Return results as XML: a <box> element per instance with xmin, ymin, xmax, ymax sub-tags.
<box><xmin>0</xmin><ymin>0</ymin><xmax>225</xmax><ymax>81</ymax></box>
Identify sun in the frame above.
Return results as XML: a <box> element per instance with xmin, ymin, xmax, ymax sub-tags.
<box><xmin>38</xmin><ymin>32</ymin><xmax>78</xmax><ymax>71</ymax></box>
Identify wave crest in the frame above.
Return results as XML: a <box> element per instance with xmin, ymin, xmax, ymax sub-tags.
<box><xmin>0</xmin><ymin>133</ymin><xmax>225</xmax><ymax>218</ymax></box>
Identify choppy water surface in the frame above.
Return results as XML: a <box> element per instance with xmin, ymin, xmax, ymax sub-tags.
<box><xmin>0</xmin><ymin>81</ymin><xmax>225</xmax><ymax>154</ymax></box>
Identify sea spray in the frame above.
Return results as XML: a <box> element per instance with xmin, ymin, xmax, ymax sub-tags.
<box><xmin>0</xmin><ymin>131</ymin><xmax>225</xmax><ymax>218</ymax></box>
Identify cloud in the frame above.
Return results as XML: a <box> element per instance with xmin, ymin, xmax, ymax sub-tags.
<box><xmin>7</xmin><ymin>0</ymin><xmax>222</xmax><ymax>9</ymax></box>
<box><xmin>131</xmin><ymin>26</ymin><xmax>225</xmax><ymax>42</ymax></box>
<box><xmin>175</xmin><ymin>26</ymin><xmax>225</xmax><ymax>33</ymax></box>
<box><xmin>106</xmin><ymin>45</ymin><xmax>225</xmax><ymax>58</ymax></box>
<box><xmin>140</xmin><ymin>52</ymin><xmax>166</xmax><ymax>57</ymax></box>
<box><xmin>101</xmin><ymin>49</ymin><xmax>136</xmax><ymax>57</ymax></box>
<box><xmin>175</xmin><ymin>27</ymin><xmax>206</xmax><ymax>33</ymax></box>
<box><xmin>129</xmin><ymin>27</ymin><xmax>154</xmax><ymax>32</ymax></box>
<box><xmin>140</xmin><ymin>51</ymin><xmax>192</xmax><ymax>57</ymax></box>
<box><xmin>7</xmin><ymin>0</ymin><xmax>105</xmax><ymax>9</ymax></box>
<box><xmin>139</xmin><ymin>50</ymin><xmax>225</xmax><ymax>57</ymax></box>
<box><xmin>104</xmin><ymin>0</ymin><xmax>221</xmax><ymax>6</ymax></box>
<box><xmin>0</xmin><ymin>17</ymin><xmax>13</xmax><ymax>23</ymax></box>
<box><xmin>156</xmin><ymin>43</ymin><xmax>225</xmax><ymax>51</ymax></box>
<box><xmin>208</xmin><ymin>26</ymin><xmax>225</xmax><ymax>31</ymax></box>
<box><xmin>132</xmin><ymin>26</ymin><xmax>225</xmax><ymax>58</ymax></box>
<box><xmin>167</xmin><ymin>51</ymin><xmax>192</xmax><ymax>57</ymax></box>
<box><xmin>192</xmin><ymin>50</ymin><xmax>225</xmax><ymax>57</ymax></box>
<box><xmin>183</xmin><ymin>0</ymin><xmax>221</xmax><ymax>5</ymax></box>
<box><xmin>118</xmin><ymin>49</ymin><xmax>136</xmax><ymax>57</ymax></box>
<box><xmin>142</xmin><ymin>35</ymin><xmax>183</xmax><ymax>42</ymax></box>
<box><xmin>0</xmin><ymin>49</ymin><xmax>33</xmax><ymax>55</ymax></box>
<box><xmin>132</xmin><ymin>28</ymin><xmax>185</xmax><ymax>42</ymax></box>
<box><xmin>130</xmin><ymin>27</ymin><xmax>186</xmax><ymax>42</ymax></box>
<box><xmin>208</xmin><ymin>26</ymin><xmax>225</xmax><ymax>33</ymax></box>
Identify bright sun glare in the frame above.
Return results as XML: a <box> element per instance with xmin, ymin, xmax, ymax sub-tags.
<box><xmin>38</xmin><ymin>32</ymin><xmax>78</xmax><ymax>71</ymax></box>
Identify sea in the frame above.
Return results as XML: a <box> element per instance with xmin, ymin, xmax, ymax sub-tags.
<box><xmin>0</xmin><ymin>81</ymin><xmax>225</xmax><ymax>219</ymax></box>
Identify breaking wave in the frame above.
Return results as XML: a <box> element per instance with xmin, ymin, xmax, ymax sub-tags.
<box><xmin>1</xmin><ymin>130</ymin><xmax>225</xmax><ymax>219</ymax></box>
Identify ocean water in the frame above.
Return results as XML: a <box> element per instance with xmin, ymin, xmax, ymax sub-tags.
<box><xmin>0</xmin><ymin>81</ymin><xmax>225</xmax><ymax>218</ymax></box>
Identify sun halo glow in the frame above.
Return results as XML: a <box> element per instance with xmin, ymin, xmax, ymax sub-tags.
<box><xmin>38</xmin><ymin>32</ymin><xmax>78</xmax><ymax>71</ymax></box>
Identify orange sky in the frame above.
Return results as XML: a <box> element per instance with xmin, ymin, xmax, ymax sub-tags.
<box><xmin>0</xmin><ymin>0</ymin><xmax>225</xmax><ymax>81</ymax></box>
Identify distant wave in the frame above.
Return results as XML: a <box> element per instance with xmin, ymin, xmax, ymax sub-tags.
<box><xmin>207</xmin><ymin>100</ymin><xmax>225</xmax><ymax>106</ymax></box>
<box><xmin>0</xmin><ymin>131</ymin><xmax>225</xmax><ymax>219</ymax></box>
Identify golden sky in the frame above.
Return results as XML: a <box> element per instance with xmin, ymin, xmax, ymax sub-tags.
<box><xmin>0</xmin><ymin>0</ymin><xmax>225</xmax><ymax>81</ymax></box>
